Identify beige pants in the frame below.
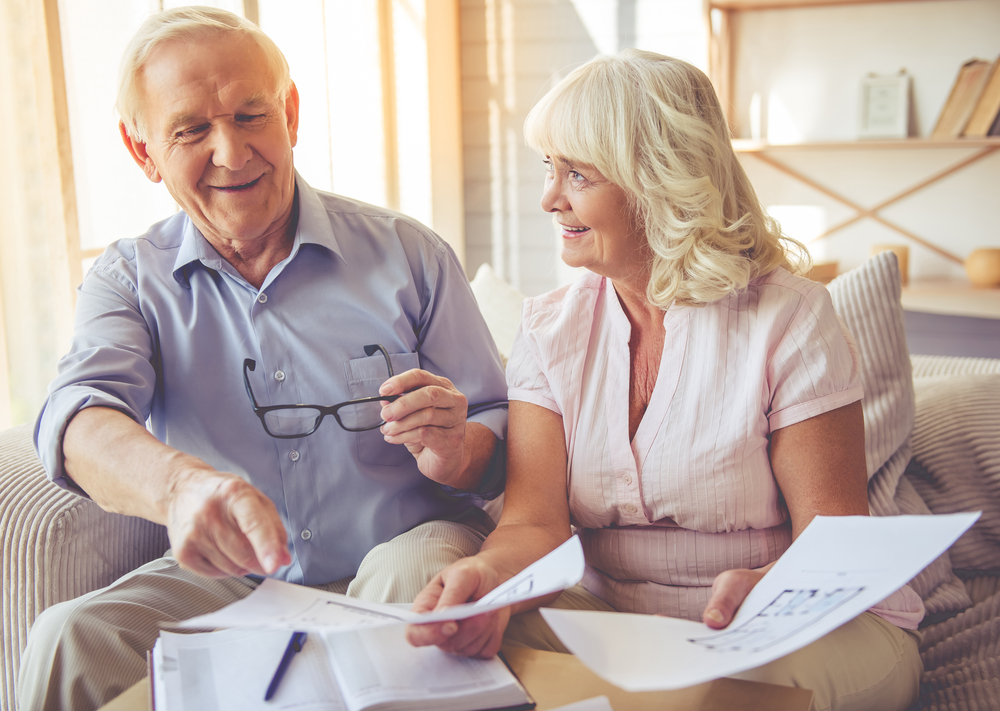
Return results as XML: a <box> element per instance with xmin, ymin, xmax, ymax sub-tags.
<box><xmin>504</xmin><ymin>585</ymin><xmax>922</xmax><ymax>711</ymax></box>
<box><xmin>16</xmin><ymin>516</ymin><xmax>490</xmax><ymax>711</ymax></box>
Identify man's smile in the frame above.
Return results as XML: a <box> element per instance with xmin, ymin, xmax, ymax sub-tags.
<box><xmin>211</xmin><ymin>175</ymin><xmax>263</xmax><ymax>191</ymax></box>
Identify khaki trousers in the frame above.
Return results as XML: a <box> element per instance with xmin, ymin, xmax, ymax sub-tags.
<box><xmin>504</xmin><ymin>585</ymin><xmax>922</xmax><ymax>711</ymax></box>
<box><xmin>16</xmin><ymin>516</ymin><xmax>490</xmax><ymax>711</ymax></box>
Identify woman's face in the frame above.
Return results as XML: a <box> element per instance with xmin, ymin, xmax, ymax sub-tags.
<box><xmin>540</xmin><ymin>156</ymin><xmax>647</xmax><ymax>281</ymax></box>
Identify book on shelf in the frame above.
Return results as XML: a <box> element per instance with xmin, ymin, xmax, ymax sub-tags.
<box><xmin>931</xmin><ymin>58</ymin><xmax>992</xmax><ymax>139</ymax></box>
<box><xmin>150</xmin><ymin>625</ymin><xmax>535</xmax><ymax>711</ymax></box>
<box><xmin>964</xmin><ymin>55</ymin><xmax>1000</xmax><ymax>138</ymax></box>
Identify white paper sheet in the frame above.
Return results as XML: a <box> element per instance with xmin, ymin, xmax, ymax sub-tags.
<box><xmin>174</xmin><ymin>534</ymin><xmax>585</xmax><ymax>631</ymax></box>
<box><xmin>541</xmin><ymin>513</ymin><xmax>979</xmax><ymax>692</ymax></box>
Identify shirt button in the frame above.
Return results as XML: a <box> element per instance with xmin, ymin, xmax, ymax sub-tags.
<box><xmin>300</xmin><ymin>529</ymin><xmax>312</xmax><ymax>541</ymax></box>
<box><xmin>274</xmin><ymin>370</ymin><xmax>286</xmax><ymax>382</ymax></box>
<box><xmin>624</xmin><ymin>503</ymin><xmax>638</xmax><ymax>515</ymax></box>
<box><xmin>289</xmin><ymin>450</ymin><xmax>300</xmax><ymax>462</ymax></box>
<box><xmin>622</xmin><ymin>474</ymin><xmax>633</xmax><ymax>485</ymax></box>
<box><xmin>258</xmin><ymin>293</ymin><xmax>268</xmax><ymax>304</ymax></box>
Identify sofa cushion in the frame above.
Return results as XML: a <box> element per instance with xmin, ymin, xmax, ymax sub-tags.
<box><xmin>469</xmin><ymin>263</ymin><xmax>527</xmax><ymax>365</ymax></box>
<box><xmin>907</xmin><ymin>372</ymin><xmax>1000</xmax><ymax>575</ymax></box>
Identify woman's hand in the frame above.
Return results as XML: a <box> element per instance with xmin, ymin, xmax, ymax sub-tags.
<box><xmin>702</xmin><ymin>567</ymin><xmax>767</xmax><ymax>628</ymax></box>
<box><xmin>405</xmin><ymin>556</ymin><xmax>512</xmax><ymax>659</ymax></box>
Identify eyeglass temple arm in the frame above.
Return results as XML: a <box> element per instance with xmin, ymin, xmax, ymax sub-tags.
<box><xmin>363</xmin><ymin>344</ymin><xmax>393</xmax><ymax>378</ymax></box>
<box><xmin>243</xmin><ymin>358</ymin><xmax>261</xmax><ymax>409</ymax></box>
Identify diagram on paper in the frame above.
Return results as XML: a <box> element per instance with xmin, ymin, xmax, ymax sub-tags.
<box><xmin>688</xmin><ymin>586</ymin><xmax>866</xmax><ymax>654</ymax></box>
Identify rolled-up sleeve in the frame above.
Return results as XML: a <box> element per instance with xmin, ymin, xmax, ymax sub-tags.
<box><xmin>766</xmin><ymin>284</ymin><xmax>863</xmax><ymax>431</ymax></box>
<box><xmin>34</xmin><ymin>249</ymin><xmax>156</xmax><ymax>491</ymax></box>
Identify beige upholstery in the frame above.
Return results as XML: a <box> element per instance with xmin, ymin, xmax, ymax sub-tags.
<box><xmin>0</xmin><ymin>423</ymin><xmax>169</xmax><ymax>711</ymax></box>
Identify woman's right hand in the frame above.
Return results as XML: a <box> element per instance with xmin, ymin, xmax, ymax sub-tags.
<box><xmin>404</xmin><ymin>555</ymin><xmax>512</xmax><ymax>659</ymax></box>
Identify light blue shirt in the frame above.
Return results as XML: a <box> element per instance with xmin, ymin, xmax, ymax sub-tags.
<box><xmin>35</xmin><ymin>175</ymin><xmax>507</xmax><ymax>585</ymax></box>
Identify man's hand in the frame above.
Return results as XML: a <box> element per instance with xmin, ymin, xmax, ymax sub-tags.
<box><xmin>378</xmin><ymin>369</ymin><xmax>478</xmax><ymax>486</ymax></box>
<box><xmin>701</xmin><ymin>567</ymin><xmax>767</xmax><ymax>628</ymax></box>
<box><xmin>62</xmin><ymin>407</ymin><xmax>291</xmax><ymax>580</ymax></box>
<box><xmin>405</xmin><ymin>556</ymin><xmax>511</xmax><ymax>659</ymax></box>
<box><xmin>166</xmin><ymin>467</ymin><xmax>292</xmax><ymax>578</ymax></box>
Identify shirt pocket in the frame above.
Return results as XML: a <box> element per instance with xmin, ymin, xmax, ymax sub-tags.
<box><xmin>345</xmin><ymin>350</ymin><xmax>420</xmax><ymax>466</ymax></box>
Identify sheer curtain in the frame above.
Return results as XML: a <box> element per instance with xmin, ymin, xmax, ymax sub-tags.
<box><xmin>0</xmin><ymin>0</ymin><xmax>76</xmax><ymax>429</ymax></box>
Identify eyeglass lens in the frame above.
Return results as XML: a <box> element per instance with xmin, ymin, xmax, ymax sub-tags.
<box><xmin>263</xmin><ymin>408</ymin><xmax>324</xmax><ymax>437</ymax></box>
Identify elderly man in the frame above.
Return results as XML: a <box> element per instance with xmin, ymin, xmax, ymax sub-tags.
<box><xmin>19</xmin><ymin>7</ymin><xmax>506</xmax><ymax>710</ymax></box>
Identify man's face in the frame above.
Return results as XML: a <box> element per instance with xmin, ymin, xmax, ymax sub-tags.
<box><xmin>125</xmin><ymin>33</ymin><xmax>299</xmax><ymax>248</ymax></box>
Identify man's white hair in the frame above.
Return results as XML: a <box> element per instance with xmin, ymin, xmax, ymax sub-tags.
<box><xmin>116</xmin><ymin>6</ymin><xmax>292</xmax><ymax>143</ymax></box>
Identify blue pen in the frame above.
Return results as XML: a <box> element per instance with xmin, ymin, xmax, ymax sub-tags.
<box><xmin>264</xmin><ymin>631</ymin><xmax>308</xmax><ymax>701</ymax></box>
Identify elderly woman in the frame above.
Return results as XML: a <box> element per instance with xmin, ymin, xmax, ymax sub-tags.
<box><xmin>407</xmin><ymin>50</ymin><xmax>922</xmax><ymax>710</ymax></box>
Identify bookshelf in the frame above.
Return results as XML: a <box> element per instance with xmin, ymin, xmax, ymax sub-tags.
<box><xmin>902</xmin><ymin>278</ymin><xmax>1000</xmax><ymax>318</ymax></box>
<box><xmin>731</xmin><ymin>138</ymin><xmax>1000</xmax><ymax>265</ymax></box>
<box><xmin>705</xmin><ymin>0</ymin><xmax>957</xmax><ymax>135</ymax></box>
<box><xmin>706</xmin><ymin>0</ymin><xmax>1000</xmax><ymax>275</ymax></box>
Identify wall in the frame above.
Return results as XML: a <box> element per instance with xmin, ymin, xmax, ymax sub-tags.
<box><xmin>731</xmin><ymin>0</ymin><xmax>1000</xmax><ymax>280</ymax></box>
<box><xmin>460</xmin><ymin>0</ymin><xmax>705</xmax><ymax>296</ymax></box>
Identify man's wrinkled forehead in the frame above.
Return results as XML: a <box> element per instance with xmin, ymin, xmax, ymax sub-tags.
<box><xmin>138</xmin><ymin>35</ymin><xmax>280</xmax><ymax>129</ymax></box>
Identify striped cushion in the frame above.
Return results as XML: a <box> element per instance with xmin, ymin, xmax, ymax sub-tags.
<box><xmin>907</xmin><ymin>373</ymin><xmax>1000</xmax><ymax>574</ymax></box>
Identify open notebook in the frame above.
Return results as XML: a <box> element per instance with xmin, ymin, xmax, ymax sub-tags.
<box><xmin>151</xmin><ymin>625</ymin><xmax>534</xmax><ymax>711</ymax></box>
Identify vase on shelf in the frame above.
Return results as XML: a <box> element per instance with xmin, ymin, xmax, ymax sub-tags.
<box><xmin>965</xmin><ymin>248</ymin><xmax>1000</xmax><ymax>289</ymax></box>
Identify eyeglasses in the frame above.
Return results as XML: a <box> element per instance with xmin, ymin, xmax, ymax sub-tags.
<box><xmin>243</xmin><ymin>344</ymin><xmax>400</xmax><ymax>438</ymax></box>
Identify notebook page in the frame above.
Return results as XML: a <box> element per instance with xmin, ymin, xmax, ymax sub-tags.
<box><xmin>155</xmin><ymin>628</ymin><xmax>344</xmax><ymax>710</ymax></box>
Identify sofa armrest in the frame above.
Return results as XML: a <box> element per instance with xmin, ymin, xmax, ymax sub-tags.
<box><xmin>0</xmin><ymin>423</ymin><xmax>169</xmax><ymax>710</ymax></box>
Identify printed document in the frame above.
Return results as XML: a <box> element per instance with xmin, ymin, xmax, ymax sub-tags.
<box><xmin>540</xmin><ymin>513</ymin><xmax>979</xmax><ymax>691</ymax></box>
<box><xmin>174</xmin><ymin>534</ymin><xmax>585</xmax><ymax>632</ymax></box>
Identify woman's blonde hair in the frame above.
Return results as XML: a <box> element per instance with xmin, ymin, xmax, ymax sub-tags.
<box><xmin>524</xmin><ymin>49</ymin><xmax>809</xmax><ymax>308</ymax></box>
<box><xmin>116</xmin><ymin>6</ymin><xmax>292</xmax><ymax>142</ymax></box>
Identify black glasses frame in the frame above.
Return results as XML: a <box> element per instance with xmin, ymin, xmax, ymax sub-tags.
<box><xmin>243</xmin><ymin>344</ymin><xmax>400</xmax><ymax>439</ymax></box>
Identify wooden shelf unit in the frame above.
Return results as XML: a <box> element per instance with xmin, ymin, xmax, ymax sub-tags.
<box><xmin>902</xmin><ymin>278</ymin><xmax>1000</xmax><ymax>319</ymax></box>
<box><xmin>704</xmin><ymin>0</ymin><xmax>964</xmax><ymax>136</ymax></box>
<box><xmin>706</xmin><ymin>0</ymin><xmax>998</xmax><ymax>268</ymax></box>
<box><xmin>731</xmin><ymin>140</ymin><xmax>999</xmax><ymax>265</ymax></box>
<box><xmin>710</xmin><ymin>0</ymin><xmax>941</xmax><ymax>10</ymax></box>
<box><xmin>732</xmin><ymin>137</ymin><xmax>1000</xmax><ymax>151</ymax></box>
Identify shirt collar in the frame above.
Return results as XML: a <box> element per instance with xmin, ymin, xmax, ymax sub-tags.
<box><xmin>172</xmin><ymin>172</ymin><xmax>344</xmax><ymax>287</ymax></box>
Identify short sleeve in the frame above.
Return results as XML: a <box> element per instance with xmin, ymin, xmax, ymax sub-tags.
<box><xmin>767</xmin><ymin>284</ymin><xmax>863</xmax><ymax>431</ymax></box>
<box><xmin>505</xmin><ymin>299</ymin><xmax>561</xmax><ymax>415</ymax></box>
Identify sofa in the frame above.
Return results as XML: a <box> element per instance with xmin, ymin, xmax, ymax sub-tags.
<box><xmin>2</xmin><ymin>252</ymin><xmax>999</xmax><ymax>710</ymax></box>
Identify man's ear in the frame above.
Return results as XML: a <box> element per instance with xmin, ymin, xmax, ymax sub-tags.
<box><xmin>119</xmin><ymin>122</ymin><xmax>162</xmax><ymax>183</ymax></box>
<box><xmin>285</xmin><ymin>81</ymin><xmax>300</xmax><ymax>149</ymax></box>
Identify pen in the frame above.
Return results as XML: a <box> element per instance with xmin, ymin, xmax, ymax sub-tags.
<box><xmin>264</xmin><ymin>631</ymin><xmax>308</xmax><ymax>701</ymax></box>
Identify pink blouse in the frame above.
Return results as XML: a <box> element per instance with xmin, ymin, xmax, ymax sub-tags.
<box><xmin>507</xmin><ymin>268</ymin><xmax>923</xmax><ymax>628</ymax></box>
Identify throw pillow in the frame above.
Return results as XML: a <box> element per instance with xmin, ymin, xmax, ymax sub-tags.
<box><xmin>469</xmin><ymin>263</ymin><xmax>527</xmax><ymax>366</ymax></box>
<box><xmin>907</xmin><ymin>373</ymin><xmax>1000</xmax><ymax>575</ymax></box>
